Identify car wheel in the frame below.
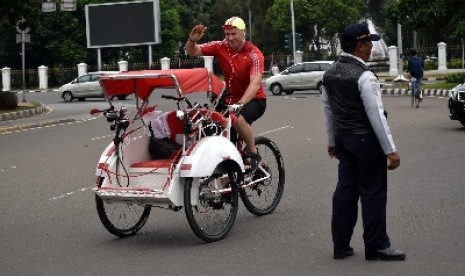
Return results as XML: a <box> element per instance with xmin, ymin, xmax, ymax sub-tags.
<box><xmin>284</xmin><ymin>90</ymin><xmax>294</xmax><ymax>95</ymax></box>
<box><xmin>62</xmin><ymin>91</ymin><xmax>73</xmax><ymax>102</ymax></box>
<box><xmin>448</xmin><ymin>98</ymin><xmax>455</xmax><ymax>109</ymax></box>
<box><xmin>270</xmin><ymin>84</ymin><xmax>283</xmax><ymax>96</ymax></box>
<box><xmin>460</xmin><ymin>120</ymin><xmax>465</xmax><ymax>127</ymax></box>
<box><xmin>317</xmin><ymin>82</ymin><xmax>323</xmax><ymax>93</ymax></box>
<box><xmin>117</xmin><ymin>95</ymin><xmax>128</xmax><ymax>100</ymax></box>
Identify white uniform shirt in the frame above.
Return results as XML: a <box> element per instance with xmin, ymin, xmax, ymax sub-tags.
<box><xmin>322</xmin><ymin>53</ymin><xmax>396</xmax><ymax>155</ymax></box>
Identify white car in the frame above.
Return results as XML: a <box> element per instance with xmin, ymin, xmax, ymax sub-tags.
<box><xmin>59</xmin><ymin>71</ymin><xmax>127</xmax><ymax>102</ymax></box>
<box><xmin>265</xmin><ymin>61</ymin><xmax>334</xmax><ymax>95</ymax></box>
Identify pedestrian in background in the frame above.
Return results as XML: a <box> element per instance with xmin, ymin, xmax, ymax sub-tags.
<box><xmin>271</xmin><ymin>63</ymin><xmax>280</xmax><ymax>75</ymax></box>
<box><xmin>321</xmin><ymin>22</ymin><xmax>406</xmax><ymax>261</ymax></box>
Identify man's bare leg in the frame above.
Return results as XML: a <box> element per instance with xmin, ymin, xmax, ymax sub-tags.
<box><xmin>233</xmin><ymin>116</ymin><xmax>256</xmax><ymax>153</ymax></box>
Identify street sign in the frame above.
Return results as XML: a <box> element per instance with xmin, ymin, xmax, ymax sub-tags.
<box><xmin>61</xmin><ymin>0</ymin><xmax>77</xmax><ymax>11</ymax></box>
<box><xmin>15</xmin><ymin>18</ymin><xmax>30</xmax><ymax>34</ymax></box>
<box><xmin>42</xmin><ymin>1</ymin><xmax>57</xmax><ymax>12</ymax></box>
<box><xmin>16</xmin><ymin>34</ymin><xmax>30</xmax><ymax>44</ymax></box>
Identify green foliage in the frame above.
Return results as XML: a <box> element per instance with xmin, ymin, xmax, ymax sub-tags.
<box><xmin>445</xmin><ymin>73</ymin><xmax>465</xmax><ymax>84</ymax></box>
<box><xmin>266</xmin><ymin>0</ymin><xmax>363</xmax><ymax>57</ymax></box>
<box><xmin>423</xmin><ymin>61</ymin><xmax>438</xmax><ymax>71</ymax></box>
<box><xmin>0</xmin><ymin>0</ymin><xmax>462</xmax><ymax>70</ymax></box>
<box><xmin>386</xmin><ymin>0</ymin><xmax>465</xmax><ymax>44</ymax></box>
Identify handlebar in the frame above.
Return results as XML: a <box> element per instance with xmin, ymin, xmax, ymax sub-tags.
<box><xmin>162</xmin><ymin>94</ymin><xmax>193</xmax><ymax>108</ymax></box>
<box><xmin>90</xmin><ymin>105</ymin><xmax>129</xmax><ymax>135</ymax></box>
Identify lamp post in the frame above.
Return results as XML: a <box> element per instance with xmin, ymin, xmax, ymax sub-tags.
<box><xmin>16</xmin><ymin>17</ymin><xmax>30</xmax><ymax>102</ymax></box>
<box><xmin>394</xmin><ymin>23</ymin><xmax>407</xmax><ymax>82</ymax></box>
<box><xmin>290</xmin><ymin>0</ymin><xmax>296</xmax><ymax>64</ymax></box>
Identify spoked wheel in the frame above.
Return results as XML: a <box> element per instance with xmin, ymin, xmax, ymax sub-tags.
<box><xmin>95</xmin><ymin>195</ymin><xmax>151</xmax><ymax>237</ymax></box>
<box><xmin>240</xmin><ymin>136</ymin><xmax>285</xmax><ymax>216</ymax></box>
<box><xmin>184</xmin><ymin>164</ymin><xmax>239</xmax><ymax>242</ymax></box>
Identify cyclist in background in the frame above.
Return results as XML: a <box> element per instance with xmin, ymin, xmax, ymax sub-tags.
<box><xmin>407</xmin><ymin>49</ymin><xmax>424</xmax><ymax>101</ymax></box>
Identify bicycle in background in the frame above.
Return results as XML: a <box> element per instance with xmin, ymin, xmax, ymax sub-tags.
<box><xmin>409</xmin><ymin>77</ymin><xmax>423</xmax><ymax>108</ymax></box>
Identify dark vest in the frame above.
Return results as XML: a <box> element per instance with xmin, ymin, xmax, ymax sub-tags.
<box><xmin>323</xmin><ymin>56</ymin><xmax>375</xmax><ymax>135</ymax></box>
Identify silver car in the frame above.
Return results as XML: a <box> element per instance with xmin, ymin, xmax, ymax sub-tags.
<box><xmin>265</xmin><ymin>61</ymin><xmax>334</xmax><ymax>95</ymax></box>
<box><xmin>59</xmin><ymin>71</ymin><xmax>127</xmax><ymax>102</ymax></box>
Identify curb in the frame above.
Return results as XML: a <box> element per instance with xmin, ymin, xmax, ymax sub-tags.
<box><xmin>0</xmin><ymin>104</ymin><xmax>51</xmax><ymax>121</ymax></box>
<box><xmin>379</xmin><ymin>77</ymin><xmax>446</xmax><ymax>83</ymax></box>
<box><xmin>0</xmin><ymin>117</ymin><xmax>77</xmax><ymax>134</ymax></box>
<box><xmin>380</xmin><ymin>88</ymin><xmax>451</xmax><ymax>97</ymax></box>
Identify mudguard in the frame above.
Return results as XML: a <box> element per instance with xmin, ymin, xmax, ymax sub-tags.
<box><xmin>180</xmin><ymin>135</ymin><xmax>244</xmax><ymax>177</ymax></box>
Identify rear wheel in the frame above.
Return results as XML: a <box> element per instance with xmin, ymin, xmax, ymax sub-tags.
<box><xmin>117</xmin><ymin>95</ymin><xmax>128</xmax><ymax>100</ymax></box>
<box><xmin>95</xmin><ymin>195</ymin><xmax>151</xmax><ymax>237</ymax></box>
<box><xmin>270</xmin><ymin>83</ymin><xmax>283</xmax><ymax>95</ymax></box>
<box><xmin>184</xmin><ymin>164</ymin><xmax>239</xmax><ymax>242</ymax></box>
<box><xmin>460</xmin><ymin>120</ymin><xmax>465</xmax><ymax>127</ymax></box>
<box><xmin>240</xmin><ymin>136</ymin><xmax>285</xmax><ymax>216</ymax></box>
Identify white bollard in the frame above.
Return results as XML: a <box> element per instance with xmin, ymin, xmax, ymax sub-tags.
<box><xmin>294</xmin><ymin>51</ymin><xmax>303</xmax><ymax>64</ymax></box>
<box><xmin>38</xmin><ymin>65</ymin><xmax>48</xmax><ymax>90</ymax></box>
<box><xmin>203</xmin><ymin>56</ymin><xmax>214</xmax><ymax>72</ymax></box>
<box><xmin>77</xmin><ymin>63</ymin><xmax>87</xmax><ymax>76</ymax></box>
<box><xmin>118</xmin><ymin>60</ymin><xmax>128</xmax><ymax>72</ymax></box>
<box><xmin>388</xmin><ymin>46</ymin><xmax>399</xmax><ymax>76</ymax></box>
<box><xmin>160</xmin><ymin>57</ymin><xmax>170</xmax><ymax>70</ymax></box>
<box><xmin>438</xmin><ymin>42</ymin><xmax>447</xmax><ymax>71</ymax></box>
<box><xmin>2</xmin><ymin>67</ymin><xmax>11</xmax><ymax>91</ymax></box>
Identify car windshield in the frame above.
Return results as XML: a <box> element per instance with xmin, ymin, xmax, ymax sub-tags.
<box><xmin>319</xmin><ymin>63</ymin><xmax>330</xmax><ymax>70</ymax></box>
<box><xmin>78</xmin><ymin>75</ymin><xmax>92</xmax><ymax>83</ymax></box>
<box><xmin>288</xmin><ymin>64</ymin><xmax>304</xmax><ymax>74</ymax></box>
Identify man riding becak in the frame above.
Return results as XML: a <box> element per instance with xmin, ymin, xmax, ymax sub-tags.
<box><xmin>186</xmin><ymin>16</ymin><xmax>267</xmax><ymax>171</ymax></box>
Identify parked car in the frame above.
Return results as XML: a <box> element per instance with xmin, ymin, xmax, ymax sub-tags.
<box><xmin>265</xmin><ymin>61</ymin><xmax>334</xmax><ymax>95</ymax></box>
<box><xmin>448</xmin><ymin>83</ymin><xmax>465</xmax><ymax>126</ymax></box>
<box><xmin>59</xmin><ymin>71</ymin><xmax>127</xmax><ymax>102</ymax></box>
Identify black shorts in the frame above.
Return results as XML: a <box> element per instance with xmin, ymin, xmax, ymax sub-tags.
<box><xmin>239</xmin><ymin>99</ymin><xmax>266</xmax><ymax>125</ymax></box>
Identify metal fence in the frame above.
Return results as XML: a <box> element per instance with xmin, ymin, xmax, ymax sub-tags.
<box><xmin>3</xmin><ymin>44</ymin><xmax>463</xmax><ymax>90</ymax></box>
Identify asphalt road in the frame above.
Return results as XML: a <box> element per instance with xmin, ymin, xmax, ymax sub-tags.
<box><xmin>1</xmin><ymin>91</ymin><xmax>464</xmax><ymax>276</ymax></box>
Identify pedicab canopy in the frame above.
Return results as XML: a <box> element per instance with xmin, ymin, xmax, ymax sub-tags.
<box><xmin>99</xmin><ymin>68</ymin><xmax>225</xmax><ymax>102</ymax></box>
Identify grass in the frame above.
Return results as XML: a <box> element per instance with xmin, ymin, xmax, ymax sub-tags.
<box><xmin>423</xmin><ymin>82</ymin><xmax>458</xmax><ymax>90</ymax></box>
<box><xmin>386</xmin><ymin>81</ymin><xmax>458</xmax><ymax>90</ymax></box>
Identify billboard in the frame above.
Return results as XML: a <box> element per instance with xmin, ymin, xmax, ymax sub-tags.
<box><xmin>85</xmin><ymin>0</ymin><xmax>160</xmax><ymax>48</ymax></box>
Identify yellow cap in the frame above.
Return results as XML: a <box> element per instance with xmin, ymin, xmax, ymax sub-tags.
<box><xmin>223</xmin><ymin>16</ymin><xmax>246</xmax><ymax>30</ymax></box>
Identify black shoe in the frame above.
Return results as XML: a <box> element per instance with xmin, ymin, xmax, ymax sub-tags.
<box><xmin>365</xmin><ymin>247</ymin><xmax>406</xmax><ymax>261</ymax></box>
<box><xmin>243</xmin><ymin>151</ymin><xmax>261</xmax><ymax>172</ymax></box>
<box><xmin>334</xmin><ymin>246</ymin><xmax>354</xmax><ymax>259</ymax></box>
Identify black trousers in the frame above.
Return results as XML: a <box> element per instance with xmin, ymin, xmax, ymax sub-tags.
<box><xmin>332</xmin><ymin>133</ymin><xmax>391</xmax><ymax>251</ymax></box>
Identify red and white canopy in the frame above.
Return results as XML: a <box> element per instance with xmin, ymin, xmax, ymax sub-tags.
<box><xmin>99</xmin><ymin>68</ymin><xmax>225</xmax><ymax>101</ymax></box>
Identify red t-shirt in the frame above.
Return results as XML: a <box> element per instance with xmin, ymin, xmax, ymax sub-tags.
<box><xmin>200</xmin><ymin>40</ymin><xmax>266</xmax><ymax>103</ymax></box>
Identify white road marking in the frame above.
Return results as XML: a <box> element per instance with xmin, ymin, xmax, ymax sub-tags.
<box><xmin>50</xmin><ymin>187</ymin><xmax>90</xmax><ymax>201</ymax></box>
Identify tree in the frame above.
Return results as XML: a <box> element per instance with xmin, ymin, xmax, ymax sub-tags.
<box><xmin>0</xmin><ymin>0</ymin><xmax>185</xmax><ymax>68</ymax></box>
<box><xmin>266</xmin><ymin>0</ymin><xmax>363</xmax><ymax>58</ymax></box>
<box><xmin>386</xmin><ymin>0</ymin><xmax>465</xmax><ymax>46</ymax></box>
